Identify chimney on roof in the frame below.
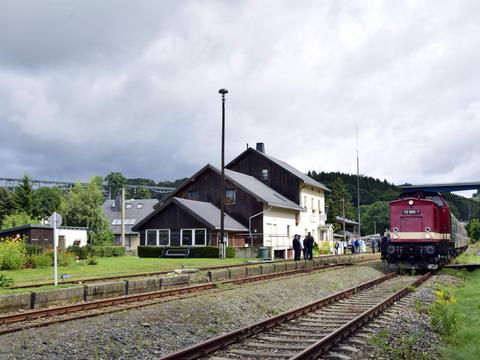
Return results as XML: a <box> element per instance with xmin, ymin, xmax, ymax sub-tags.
<box><xmin>256</xmin><ymin>142</ymin><xmax>265</xmax><ymax>154</ymax></box>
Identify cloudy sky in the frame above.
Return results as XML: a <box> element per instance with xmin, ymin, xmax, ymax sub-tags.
<box><xmin>1</xmin><ymin>1</ymin><xmax>479</xmax><ymax>190</ymax></box>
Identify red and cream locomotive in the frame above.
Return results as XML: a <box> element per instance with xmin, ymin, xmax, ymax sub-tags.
<box><xmin>382</xmin><ymin>191</ymin><xmax>469</xmax><ymax>270</ymax></box>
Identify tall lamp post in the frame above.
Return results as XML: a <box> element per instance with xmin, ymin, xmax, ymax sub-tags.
<box><xmin>218</xmin><ymin>88</ymin><xmax>228</xmax><ymax>258</ymax></box>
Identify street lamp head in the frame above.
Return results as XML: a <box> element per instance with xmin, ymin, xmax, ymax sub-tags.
<box><xmin>218</xmin><ymin>88</ymin><xmax>229</xmax><ymax>95</ymax></box>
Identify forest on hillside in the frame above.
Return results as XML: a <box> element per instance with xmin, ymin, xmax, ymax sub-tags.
<box><xmin>308</xmin><ymin>171</ymin><xmax>480</xmax><ymax>235</ymax></box>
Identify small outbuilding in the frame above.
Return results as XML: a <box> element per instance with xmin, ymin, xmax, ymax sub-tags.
<box><xmin>0</xmin><ymin>224</ymin><xmax>88</xmax><ymax>248</ymax></box>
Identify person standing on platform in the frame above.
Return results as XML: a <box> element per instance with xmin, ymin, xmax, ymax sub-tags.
<box><xmin>334</xmin><ymin>241</ymin><xmax>340</xmax><ymax>255</ymax></box>
<box><xmin>304</xmin><ymin>232</ymin><xmax>315</xmax><ymax>260</ymax></box>
<box><xmin>343</xmin><ymin>239</ymin><xmax>348</xmax><ymax>254</ymax></box>
<box><xmin>371</xmin><ymin>239</ymin><xmax>376</xmax><ymax>253</ymax></box>
<box><xmin>293</xmin><ymin>235</ymin><xmax>302</xmax><ymax>261</ymax></box>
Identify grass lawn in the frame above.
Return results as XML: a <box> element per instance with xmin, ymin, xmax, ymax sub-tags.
<box><xmin>453</xmin><ymin>241</ymin><xmax>480</xmax><ymax>264</ymax></box>
<box><xmin>437</xmin><ymin>269</ymin><xmax>480</xmax><ymax>359</ymax></box>
<box><xmin>0</xmin><ymin>257</ymin><xmax>251</xmax><ymax>289</ymax></box>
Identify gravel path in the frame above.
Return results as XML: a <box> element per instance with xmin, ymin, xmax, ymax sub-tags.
<box><xmin>0</xmin><ymin>265</ymin><xmax>385</xmax><ymax>360</ymax></box>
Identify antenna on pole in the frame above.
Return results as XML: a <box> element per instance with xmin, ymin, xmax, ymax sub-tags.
<box><xmin>356</xmin><ymin>126</ymin><xmax>361</xmax><ymax>237</ymax></box>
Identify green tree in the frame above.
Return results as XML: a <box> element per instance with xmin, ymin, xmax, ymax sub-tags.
<box><xmin>327</xmin><ymin>178</ymin><xmax>356</xmax><ymax>232</ymax></box>
<box><xmin>61</xmin><ymin>176</ymin><xmax>109</xmax><ymax>243</ymax></box>
<box><xmin>32</xmin><ymin>187</ymin><xmax>64</xmax><ymax>220</ymax></box>
<box><xmin>1</xmin><ymin>212</ymin><xmax>38</xmax><ymax>229</ymax></box>
<box><xmin>361</xmin><ymin>201</ymin><xmax>390</xmax><ymax>235</ymax></box>
<box><xmin>14</xmin><ymin>175</ymin><xmax>33</xmax><ymax>215</ymax></box>
<box><xmin>0</xmin><ymin>188</ymin><xmax>15</xmax><ymax>225</ymax></box>
<box><xmin>467</xmin><ymin>219</ymin><xmax>480</xmax><ymax>243</ymax></box>
<box><xmin>128</xmin><ymin>186</ymin><xmax>152</xmax><ymax>199</ymax></box>
<box><xmin>105</xmin><ymin>172</ymin><xmax>127</xmax><ymax>199</ymax></box>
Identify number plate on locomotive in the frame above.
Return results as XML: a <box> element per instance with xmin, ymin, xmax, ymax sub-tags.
<box><xmin>402</xmin><ymin>209</ymin><xmax>421</xmax><ymax>215</ymax></box>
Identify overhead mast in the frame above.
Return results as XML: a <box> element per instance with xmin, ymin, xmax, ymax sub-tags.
<box><xmin>356</xmin><ymin>126</ymin><xmax>361</xmax><ymax>236</ymax></box>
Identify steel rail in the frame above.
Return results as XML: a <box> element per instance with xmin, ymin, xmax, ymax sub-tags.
<box><xmin>291</xmin><ymin>271</ymin><xmax>433</xmax><ymax>359</ymax></box>
<box><xmin>0</xmin><ymin>262</ymin><xmax>352</xmax><ymax>334</ymax></box>
<box><xmin>9</xmin><ymin>253</ymin><xmax>380</xmax><ymax>289</ymax></box>
<box><xmin>158</xmin><ymin>272</ymin><xmax>397</xmax><ymax>360</ymax></box>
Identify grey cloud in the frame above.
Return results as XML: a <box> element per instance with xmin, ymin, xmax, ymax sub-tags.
<box><xmin>1</xmin><ymin>0</ymin><xmax>480</xmax><ymax>186</ymax></box>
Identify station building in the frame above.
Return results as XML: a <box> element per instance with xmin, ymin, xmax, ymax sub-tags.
<box><xmin>133</xmin><ymin>143</ymin><xmax>332</xmax><ymax>259</ymax></box>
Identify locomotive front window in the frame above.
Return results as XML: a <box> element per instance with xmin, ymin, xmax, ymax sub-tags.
<box><xmin>426</xmin><ymin>195</ymin><xmax>444</xmax><ymax>207</ymax></box>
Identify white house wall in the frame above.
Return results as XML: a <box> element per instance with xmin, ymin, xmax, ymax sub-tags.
<box><xmin>58</xmin><ymin>229</ymin><xmax>88</xmax><ymax>247</ymax></box>
<box><xmin>298</xmin><ymin>186</ymin><xmax>326</xmax><ymax>240</ymax></box>
<box><xmin>262</xmin><ymin>186</ymin><xmax>327</xmax><ymax>250</ymax></box>
<box><xmin>263</xmin><ymin>207</ymin><xmax>297</xmax><ymax>249</ymax></box>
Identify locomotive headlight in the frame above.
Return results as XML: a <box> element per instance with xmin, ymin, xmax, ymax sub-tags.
<box><xmin>425</xmin><ymin>227</ymin><xmax>431</xmax><ymax>232</ymax></box>
<box><xmin>425</xmin><ymin>233</ymin><xmax>432</xmax><ymax>239</ymax></box>
<box><xmin>393</xmin><ymin>227</ymin><xmax>399</xmax><ymax>233</ymax></box>
<box><xmin>392</xmin><ymin>233</ymin><xmax>399</xmax><ymax>240</ymax></box>
<box><xmin>425</xmin><ymin>245</ymin><xmax>435</xmax><ymax>255</ymax></box>
<box><xmin>387</xmin><ymin>245</ymin><xmax>396</xmax><ymax>254</ymax></box>
<box><xmin>408</xmin><ymin>200</ymin><xmax>414</xmax><ymax>206</ymax></box>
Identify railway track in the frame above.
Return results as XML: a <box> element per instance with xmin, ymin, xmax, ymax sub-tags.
<box><xmin>0</xmin><ymin>262</ymin><xmax>352</xmax><ymax>335</ymax></box>
<box><xmin>160</xmin><ymin>272</ymin><xmax>432</xmax><ymax>360</ymax></box>
<box><xmin>9</xmin><ymin>253</ymin><xmax>378</xmax><ymax>290</ymax></box>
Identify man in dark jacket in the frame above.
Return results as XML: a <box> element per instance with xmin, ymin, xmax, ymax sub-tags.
<box><xmin>292</xmin><ymin>235</ymin><xmax>302</xmax><ymax>261</ymax></box>
<box><xmin>304</xmin><ymin>232</ymin><xmax>315</xmax><ymax>260</ymax></box>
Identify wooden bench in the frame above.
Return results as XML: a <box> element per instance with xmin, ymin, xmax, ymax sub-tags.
<box><xmin>161</xmin><ymin>246</ymin><xmax>191</xmax><ymax>258</ymax></box>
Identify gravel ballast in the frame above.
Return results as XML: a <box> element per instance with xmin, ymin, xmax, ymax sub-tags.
<box><xmin>0</xmin><ymin>265</ymin><xmax>385</xmax><ymax>359</ymax></box>
<box><xmin>325</xmin><ymin>273</ymin><xmax>461</xmax><ymax>360</ymax></box>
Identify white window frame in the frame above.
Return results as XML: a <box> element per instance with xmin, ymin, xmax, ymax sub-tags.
<box><xmin>180</xmin><ymin>228</ymin><xmax>207</xmax><ymax>246</ymax></box>
<box><xmin>145</xmin><ymin>229</ymin><xmax>157</xmax><ymax>246</ymax></box>
<box><xmin>145</xmin><ymin>229</ymin><xmax>170</xmax><ymax>246</ymax></box>
<box><xmin>157</xmin><ymin>229</ymin><xmax>170</xmax><ymax>246</ymax></box>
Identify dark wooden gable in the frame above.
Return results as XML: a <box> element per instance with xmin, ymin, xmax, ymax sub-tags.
<box><xmin>137</xmin><ymin>202</ymin><xmax>211</xmax><ymax>246</ymax></box>
<box><xmin>174</xmin><ymin>167</ymin><xmax>263</xmax><ymax>230</ymax></box>
<box><xmin>226</xmin><ymin>149</ymin><xmax>300</xmax><ymax>204</ymax></box>
<box><xmin>140</xmin><ymin>202</ymin><xmax>208</xmax><ymax>230</ymax></box>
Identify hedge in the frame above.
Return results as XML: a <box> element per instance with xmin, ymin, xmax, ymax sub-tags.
<box><xmin>67</xmin><ymin>245</ymin><xmax>126</xmax><ymax>258</ymax></box>
<box><xmin>138</xmin><ymin>246</ymin><xmax>235</xmax><ymax>258</ymax></box>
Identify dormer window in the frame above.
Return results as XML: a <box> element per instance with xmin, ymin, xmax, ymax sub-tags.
<box><xmin>225</xmin><ymin>189</ymin><xmax>237</xmax><ymax>204</ymax></box>
<box><xmin>261</xmin><ymin>169</ymin><xmax>269</xmax><ymax>181</ymax></box>
<box><xmin>187</xmin><ymin>190</ymin><xmax>198</xmax><ymax>201</ymax></box>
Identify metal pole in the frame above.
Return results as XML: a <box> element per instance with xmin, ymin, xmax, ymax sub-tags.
<box><xmin>218</xmin><ymin>89</ymin><xmax>228</xmax><ymax>259</ymax></box>
<box><xmin>342</xmin><ymin>198</ymin><xmax>346</xmax><ymax>243</ymax></box>
<box><xmin>356</xmin><ymin>127</ymin><xmax>361</xmax><ymax>236</ymax></box>
<box><xmin>53</xmin><ymin>212</ymin><xmax>58</xmax><ymax>286</ymax></box>
<box><xmin>121</xmin><ymin>187</ymin><xmax>125</xmax><ymax>248</ymax></box>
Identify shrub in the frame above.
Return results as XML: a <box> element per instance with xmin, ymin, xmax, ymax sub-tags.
<box><xmin>91</xmin><ymin>229</ymin><xmax>115</xmax><ymax>246</ymax></box>
<box><xmin>0</xmin><ymin>236</ymin><xmax>27</xmax><ymax>270</ymax></box>
<box><xmin>313</xmin><ymin>241</ymin><xmax>332</xmax><ymax>256</ymax></box>
<box><xmin>25</xmin><ymin>244</ymin><xmax>44</xmax><ymax>256</ymax></box>
<box><xmin>28</xmin><ymin>254</ymin><xmax>51</xmax><ymax>268</ymax></box>
<box><xmin>137</xmin><ymin>246</ymin><xmax>235</xmax><ymax>258</ymax></box>
<box><xmin>190</xmin><ymin>246</ymin><xmax>219</xmax><ymax>258</ymax></box>
<box><xmin>44</xmin><ymin>249</ymin><xmax>75</xmax><ymax>267</ymax></box>
<box><xmin>67</xmin><ymin>245</ymin><xmax>92</xmax><ymax>260</ymax></box>
<box><xmin>226</xmin><ymin>247</ymin><xmax>235</xmax><ymax>258</ymax></box>
<box><xmin>138</xmin><ymin>246</ymin><xmax>163</xmax><ymax>258</ymax></box>
<box><xmin>87</xmin><ymin>257</ymin><xmax>98</xmax><ymax>265</ymax></box>
<box><xmin>0</xmin><ymin>274</ymin><xmax>14</xmax><ymax>288</ymax></box>
<box><xmin>111</xmin><ymin>246</ymin><xmax>125</xmax><ymax>257</ymax></box>
<box><xmin>91</xmin><ymin>246</ymin><xmax>125</xmax><ymax>257</ymax></box>
<box><xmin>430</xmin><ymin>288</ymin><xmax>458</xmax><ymax>336</ymax></box>
<box><xmin>57</xmin><ymin>251</ymin><xmax>75</xmax><ymax>267</ymax></box>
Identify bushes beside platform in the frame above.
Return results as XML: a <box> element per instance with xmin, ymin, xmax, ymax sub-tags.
<box><xmin>138</xmin><ymin>246</ymin><xmax>235</xmax><ymax>258</ymax></box>
<box><xmin>67</xmin><ymin>245</ymin><xmax>125</xmax><ymax>259</ymax></box>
